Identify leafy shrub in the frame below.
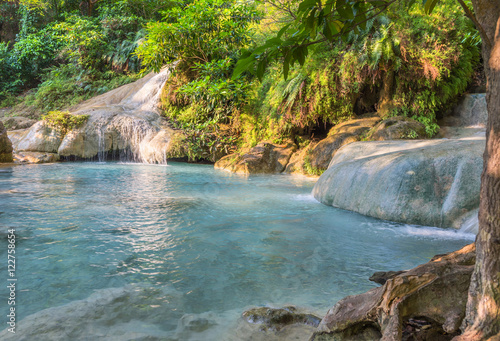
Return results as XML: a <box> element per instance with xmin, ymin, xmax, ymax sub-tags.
<box><xmin>42</xmin><ymin>110</ymin><xmax>89</xmax><ymax>135</ymax></box>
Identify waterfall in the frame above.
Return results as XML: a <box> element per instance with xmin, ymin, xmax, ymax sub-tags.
<box><xmin>60</xmin><ymin>67</ymin><xmax>174</xmax><ymax>164</ymax></box>
<box><xmin>459</xmin><ymin>211</ymin><xmax>479</xmax><ymax>234</ymax></box>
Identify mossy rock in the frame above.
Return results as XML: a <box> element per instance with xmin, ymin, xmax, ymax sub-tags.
<box><xmin>366</xmin><ymin>116</ymin><xmax>427</xmax><ymax>140</ymax></box>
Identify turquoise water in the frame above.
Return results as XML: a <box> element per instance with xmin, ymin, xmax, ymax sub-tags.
<box><xmin>0</xmin><ymin>162</ymin><xmax>474</xmax><ymax>339</ymax></box>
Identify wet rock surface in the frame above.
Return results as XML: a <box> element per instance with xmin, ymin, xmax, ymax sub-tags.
<box><xmin>13</xmin><ymin>151</ymin><xmax>60</xmax><ymax>163</ymax></box>
<box><xmin>242</xmin><ymin>306</ymin><xmax>322</xmax><ymax>331</ymax></box>
<box><xmin>313</xmin><ymin>136</ymin><xmax>484</xmax><ymax>228</ymax></box>
<box><xmin>215</xmin><ymin>141</ymin><xmax>296</xmax><ymax>174</ymax></box>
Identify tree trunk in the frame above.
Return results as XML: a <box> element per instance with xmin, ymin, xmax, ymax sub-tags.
<box><xmin>455</xmin><ymin>1</ymin><xmax>500</xmax><ymax>339</ymax></box>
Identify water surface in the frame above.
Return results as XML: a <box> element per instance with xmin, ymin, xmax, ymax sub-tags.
<box><xmin>0</xmin><ymin>162</ymin><xmax>474</xmax><ymax>339</ymax></box>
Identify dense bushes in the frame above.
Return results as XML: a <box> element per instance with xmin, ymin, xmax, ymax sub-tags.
<box><xmin>0</xmin><ymin>1</ymin><xmax>151</xmax><ymax>112</ymax></box>
<box><xmin>240</xmin><ymin>0</ymin><xmax>480</xmax><ymax>145</ymax></box>
<box><xmin>136</xmin><ymin>0</ymin><xmax>260</xmax><ymax>161</ymax></box>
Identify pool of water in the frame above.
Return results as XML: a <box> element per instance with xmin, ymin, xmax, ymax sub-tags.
<box><xmin>0</xmin><ymin>162</ymin><xmax>475</xmax><ymax>339</ymax></box>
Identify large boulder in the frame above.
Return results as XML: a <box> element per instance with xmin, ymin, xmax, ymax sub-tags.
<box><xmin>215</xmin><ymin>141</ymin><xmax>296</xmax><ymax>174</ymax></box>
<box><xmin>308</xmin><ymin>117</ymin><xmax>381</xmax><ymax>170</ymax></box>
<box><xmin>313</xmin><ymin>136</ymin><xmax>484</xmax><ymax>228</ymax></box>
<box><xmin>11</xmin><ymin>69</ymin><xmax>176</xmax><ymax>164</ymax></box>
<box><xmin>0</xmin><ymin>121</ymin><xmax>13</xmax><ymax>162</ymax></box>
<box><xmin>310</xmin><ymin>244</ymin><xmax>475</xmax><ymax>341</ymax></box>
<box><xmin>9</xmin><ymin>121</ymin><xmax>63</xmax><ymax>153</ymax></box>
<box><xmin>285</xmin><ymin>116</ymin><xmax>381</xmax><ymax>175</ymax></box>
<box><xmin>310</xmin><ymin>244</ymin><xmax>476</xmax><ymax>341</ymax></box>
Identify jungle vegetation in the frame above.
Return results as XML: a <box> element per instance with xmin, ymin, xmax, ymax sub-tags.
<box><xmin>0</xmin><ymin>0</ymin><xmax>482</xmax><ymax>161</ymax></box>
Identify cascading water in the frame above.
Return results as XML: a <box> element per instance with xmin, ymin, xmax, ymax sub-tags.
<box><xmin>56</xmin><ymin>67</ymin><xmax>174</xmax><ymax>164</ymax></box>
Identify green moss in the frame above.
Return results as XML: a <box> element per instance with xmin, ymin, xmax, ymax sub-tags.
<box><xmin>42</xmin><ymin>111</ymin><xmax>89</xmax><ymax>136</ymax></box>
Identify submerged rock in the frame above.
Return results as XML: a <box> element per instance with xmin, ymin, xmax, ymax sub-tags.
<box><xmin>310</xmin><ymin>244</ymin><xmax>475</xmax><ymax>341</ymax></box>
<box><xmin>313</xmin><ymin>136</ymin><xmax>484</xmax><ymax>228</ymax></box>
<box><xmin>215</xmin><ymin>141</ymin><xmax>296</xmax><ymax>174</ymax></box>
<box><xmin>0</xmin><ymin>121</ymin><xmax>13</xmax><ymax>162</ymax></box>
<box><xmin>242</xmin><ymin>306</ymin><xmax>322</xmax><ymax>331</ymax></box>
<box><xmin>13</xmin><ymin>151</ymin><xmax>60</xmax><ymax>163</ymax></box>
<box><xmin>11</xmin><ymin>69</ymin><xmax>177</xmax><ymax>164</ymax></box>
<box><xmin>0</xmin><ymin>284</ymin><xmax>184</xmax><ymax>340</ymax></box>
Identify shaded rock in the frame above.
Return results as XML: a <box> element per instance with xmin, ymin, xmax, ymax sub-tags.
<box><xmin>285</xmin><ymin>142</ymin><xmax>318</xmax><ymax>175</ymax></box>
<box><xmin>14</xmin><ymin>151</ymin><xmax>60</xmax><ymax>164</ymax></box>
<box><xmin>308</xmin><ymin>117</ymin><xmax>381</xmax><ymax>170</ymax></box>
<box><xmin>215</xmin><ymin>141</ymin><xmax>296</xmax><ymax>174</ymax></box>
<box><xmin>285</xmin><ymin>117</ymin><xmax>381</xmax><ymax>175</ymax></box>
<box><xmin>308</xmin><ymin>134</ymin><xmax>359</xmax><ymax>170</ymax></box>
<box><xmin>367</xmin><ymin>116</ymin><xmax>427</xmax><ymax>141</ymax></box>
<box><xmin>1</xmin><ymin>116</ymin><xmax>36</xmax><ymax>130</ymax></box>
<box><xmin>369</xmin><ymin>271</ymin><xmax>407</xmax><ymax>285</ymax></box>
<box><xmin>310</xmin><ymin>244</ymin><xmax>475</xmax><ymax>341</ymax></box>
<box><xmin>0</xmin><ymin>121</ymin><xmax>13</xmax><ymax>162</ymax></box>
<box><xmin>242</xmin><ymin>306</ymin><xmax>322</xmax><ymax>331</ymax></box>
<box><xmin>313</xmin><ymin>136</ymin><xmax>484</xmax><ymax>228</ymax></box>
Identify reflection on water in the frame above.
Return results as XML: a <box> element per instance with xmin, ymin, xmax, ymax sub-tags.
<box><xmin>0</xmin><ymin>162</ymin><xmax>474</xmax><ymax>339</ymax></box>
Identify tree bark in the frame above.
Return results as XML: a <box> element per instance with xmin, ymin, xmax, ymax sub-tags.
<box><xmin>454</xmin><ymin>1</ymin><xmax>500</xmax><ymax>339</ymax></box>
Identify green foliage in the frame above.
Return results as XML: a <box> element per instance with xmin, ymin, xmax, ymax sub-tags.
<box><xmin>136</xmin><ymin>0</ymin><xmax>260</xmax><ymax>72</ymax></box>
<box><xmin>304</xmin><ymin>154</ymin><xmax>324</xmax><ymax>176</ymax></box>
<box><xmin>27</xmin><ymin>64</ymin><xmax>139</xmax><ymax>111</ymax></box>
<box><xmin>42</xmin><ymin>110</ymin><xmax>89</xmax><ymax>135</ymax></box>
<box><xmin>138</xmin><ymin>0</ymin><xmax>260</xmax><ymax>161</ymax></box>
<box><xmin>238</xmin><ymin>0</ymin><xmax>480</xmax><ymax>143</ymax></box>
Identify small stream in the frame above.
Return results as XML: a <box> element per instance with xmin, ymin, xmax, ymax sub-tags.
<box><xmin>0</xmin><ymin>162</ymin><xmax>474</xmax><ymax>339</ymax></box>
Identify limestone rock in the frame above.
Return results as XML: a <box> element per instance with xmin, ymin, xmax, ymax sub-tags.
<box><xmin>215</xmin><ymin>141</ymin><xmax>296</xmax><ymax>174</ymax></box>
<box><xmin>1</xmin><ymin>116</ymin><xmax>36</xmax><ymax>130</ymax></box>
<box><xmin>242</xmin><ymin>306</ymin><xmax>321</xmax><ymax>332</ymax></box>
<box><xmin>310</xmin><ymin>244</ymin><xmax>475</xmax><ymax>341</ymax></box>
<box><xmin>0</xmin><ymin>121</ymin><xmax>13</xmax><ymax>162</ymax></box>
<box><xmin>367</xmin><ymin>116</ymin><xmax>427</xmax><ymax>141</ymax></box>
<box><xmin>309</xmin><ymin>117</ymin><xmax>380</xmax><ymax>170</ymax></box>
<box><xmin>286</xmin><ymin>117</ymin><xmax>381</xmax><ymax>174</ymax></box>
<box><xmin>10</xmin><ymin>121</ymin><xmax>63</xmax><ymax>153</ymax></box>
<box><xmin>14</xmin><ymin>151</ymin><xmax>60</xmax><ymax>164</ymax></box>
<box><xmin>0</xmin><ymin>284</ymin><xmax>184</xmax><ymax>340</ymax></box>
<box><xmin>285</xmin><ymin>142</ymin><xmax>318</xmax><ymax>175</ymax></box>
<box><xmin>313</xmin><ymin>136</ymin><xmax>484</xmax><ymax>228</ymax></box>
